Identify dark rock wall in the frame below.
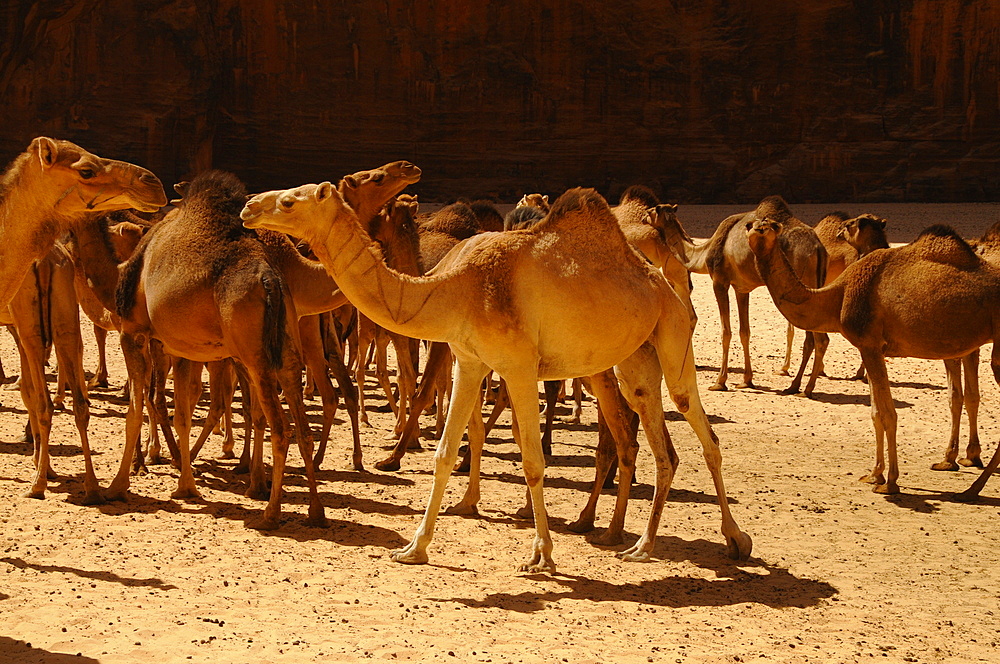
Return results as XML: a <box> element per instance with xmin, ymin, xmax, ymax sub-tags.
<box><xmin>2</xmin><ymin>0</ymin><xmax>998</xmax><ymax>202</ymax></box>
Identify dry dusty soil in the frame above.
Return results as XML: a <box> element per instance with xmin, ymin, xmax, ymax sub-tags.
<box><xmin>2</xmin><ymin>203</ymin><xmax>1000</xmax><ymax>663</ymax></box>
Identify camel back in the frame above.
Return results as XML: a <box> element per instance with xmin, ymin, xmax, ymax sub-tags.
<box><xmin>705</xmin><ymin>212</ymin><xmax>749</xmax><ymax>275</ymax></box>
<box><xmin>910</xmin><ymin>224</ymin><xmax>980</xmax><ymax>269</ymax></box>
<box><xmin>534</xmin><ymin>187</ymin><xmax>624</xmax><ymax>238</ymax></box>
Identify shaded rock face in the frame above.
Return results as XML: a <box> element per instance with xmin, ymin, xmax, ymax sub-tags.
<box><xmin>1</xmin><ymin>1</ymin><xmax>997</xmax><ymax>203</ymax></box>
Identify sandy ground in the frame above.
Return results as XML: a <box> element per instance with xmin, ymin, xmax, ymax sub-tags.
<box><xmin>2</xmin><ymin>203</ymin><xmax>1000</xmax><ymax>664</ymax></box>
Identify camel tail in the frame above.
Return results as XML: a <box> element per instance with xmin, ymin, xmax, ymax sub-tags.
<box><xmin>115</xmin><ymin>247</ymin><xmax>144</xmax><ymax>319</ymax></box>
<box><xmin>815</xmin><ymin>244</ymin><xmax>828</xmax><ymax>288</ymax></box>
<box><xmin>261</xmin><ymin>274</ymin><xmax>285</xmax><ymax>371</ymax></box>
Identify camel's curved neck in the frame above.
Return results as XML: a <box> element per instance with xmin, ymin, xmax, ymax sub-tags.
<box><xmin>310</xmin><ymin>207</ymin><xmax>461</xmax><ymax>341</ymax></box>
<box><xmin>674</xmin><ymin>235</ymin><xmax>711</xmax><ymax>274</ymax></box>
<box><xmin>753</xmin><ymin>240</ymin><xmax>845</xmax><ymax>334</ymax></box>
<box><xmin>0</xmin><ymin>161</ymin><xmax>62</xmax><ymax>306</ymax></box>
<box><xmin>68</xmin><ymin>215</ymin><xmax>123</xmax><ymax>313</ymax></box>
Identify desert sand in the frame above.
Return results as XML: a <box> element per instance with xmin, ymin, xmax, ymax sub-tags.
<box><xmin>1</xmin><ymin>203</ymin><xmax>1000</xmax><ymax>663</ymax></box>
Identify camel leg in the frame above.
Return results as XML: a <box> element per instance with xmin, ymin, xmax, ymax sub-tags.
<box><xmin>298</xmin><ymin>316</ymin><xmax>338</xmax><ymax>468</ymax></box>
<box><xmin>933</xmin><ymin>358</ymin><xmax>965</xmax><ymax>471</ymax></box>
<box><xmin>777</xmin><ymin>322</ymin><xmax>795</xmax><ymax>376</ymax></box>
<box><xmin>18</xmin><ymin>341</ymin><xmax>54</xmax><ymax>500</ymax></box>
<box><xmin>88</xmin><ymin>324</ymin><xmax>110</xmax><ymax>389</ymax></box>
<box><xmin>277</xmin><ymin>360</ymin><xmax>327</xmax><ymax>527</ymax></box>
<box><xmin>376</xmin><ymin>341</ymin><xmax>448</xmax><ymax>471</ymax></box>
<box><xmin>801</xmin><ymin>332</ymin><xmax>829</xmax><ymax>398</ymax></box>
<box><xmin>391</xmin><ymin>357</ymin><xmax>489</xmax><ymax>565</ymax></box>
<box><xmin>709</xmin><ymin>281</ymin><xmax>732</xmax><ymax>391</ymax></box>
<box><xmin>782</xmin><ymin>328</ymin><xmax>814</xmax><ymax>395</ymax></box>
<box><xmin>541</xmin><ymin>380</ymin><xmax>559</xmax><ymax>456</ymax></box>
<box><xmin>653</xmin><ymin>314</ymin><xmax>752</xmax><ymax>560</ymax></box>
<box><xmin>323</xmin><ymin>339</ymin><xmax>363</xmax><ymax>471</ymax></box>
<box><xmin>571</xmin><ymin>369</ymin><xmax>639</xmax><ymax>545</ymax></box>
<box><xmin>568</xmin><ymin>377</ymin><xmax>584</xmax><ymax>424</ymax></box>
<box><xmin>168</xmin><ymin>359</ymin><xmax>202</xmax><ymax>500</ymax></box>
<box><xmin>104</xmin><ymin>332</ymin><xmax>151</xmax><ymax>501</ymax></box>
<box><xmin>354</xmin><ymin>320</ymin><xmax>373</xmax><ymax>427</ymax></box>
<box><xmin>959</xmin><ymin>350</ymin><xmax>982</xmax><ymax>468</ymax></box>
<box><xmin>615</xmin><ymin>343</ymin><xmax>680</xmax><ymax>562</ymax></box>
<box><xmin>483</xmin><ymin>380</ymin><xmax>509</xmax><ymax>438</ymax></box>
<box><xmin>245</xmin><ymin>374</ymin><xmax>294</xmax><ymax>530</ymax></box>
<box><xmin>858</xmin><ymin>349</ymin><xmax>898</xmax><ymax>494</ymax></box>
<box><xmin>955</xmin><ymin>347</ymin><xmax>1000</xmax><ymax>501</ymax></box>
<box><xmin>374</xmin><ymin>328</ymin><xmax>399</xmax><ymax>416</ymax></box>
<box><xmin>244</xmin><ymin>391</ymin><xmax>270</xmax><ymax>500</ymax></box>
<box><xmin>734</xmin><ymin>290</ymin><xmax>754</xmax><ymax>389</ymax></box>
<box><xmin>391</xmin><ymin>333</ymin><xmax>418</xmax><ymax>439</ymax></box>
<box><xmin>446</xmin><ymin>387</ymin><xmax>486</xmax><ymax>515</ymax></box>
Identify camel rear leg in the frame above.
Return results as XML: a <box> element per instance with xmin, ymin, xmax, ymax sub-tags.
<box><xmin>934</xmin><ymin>357</ymin><xmax>967</xmax><ymax>471</ymax></box>
<box><xmin>734</xmin><ymin>290</ymin><xmax>754</xmax><ymax>389</ymax></box>
<box><xmin>858</xmin><ymin>349</ymin><xmax>898</xmax><ymax>494</ymax></box>
<box><xmin>709</xmin><ymin>281</ymin><xmax>732</xmax><ymax>391</ymax></box>
<box><xmin>777</xmin><ymin>322</ymin><xmax>795</xmax><ymax>376</ymax></box>
<box><xmin>277</xmin><ymin>359</ymin><xmax>327</xmax><ymax>527</ymax></box>
<box><xmin>88</xmin><ymin>324</ymin><xmax>110</xmax><ymax>389</ymax></box>
<box><xmin>654</xmin><ymin>314</ymin><xmax>752</xmax><ymax>560</ymax></box>
<box><xmin>959</xmin><ymin>351</ymin><xmax>982</xmax><ymax>468</ymax></box>
<box><xmin>955</xmin><ymin>346</ymin><xmax>1000</xmax><ymax>501</ymax></box>
<box><xmin>104</xmin><ymin>332</ymin><xmax>151</xmax><ymax>502</ymax></box>
<box><xmin>322</xmin><ymin>338</ymin><xmax>363</xmax><ymax>471</ymax></box>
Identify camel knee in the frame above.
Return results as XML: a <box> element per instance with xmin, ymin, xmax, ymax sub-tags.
<box><xmin>669</xmin><ymin>392</ymin><xmax>690</xmax><ymax>413</ymax></box>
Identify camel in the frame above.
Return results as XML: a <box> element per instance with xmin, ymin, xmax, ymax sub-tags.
<box><xmin>243</xmin><ymin>181</ymin><xmax>752</xmax><ymax>572</ymax></box>
<box><xmin>659</xmin><ymin>197</ymin><xmax>828</xmax><ymax>394</ymax></box>
<box><xmin>746</xmin><ymin>213</ymin><xmax>1000</xmax><ymax>495</ymax></box>
<box><xmin>833</xmin><ymin>214</ymin><xmax>985</xmax><ymax>473</ymax></box>
<box><xmin>0</xmin><ymin>137</ymin><xmax>165</xmax><ymax>308</ymax></box>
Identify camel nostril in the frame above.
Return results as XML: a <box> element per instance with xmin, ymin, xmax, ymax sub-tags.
<box><xmin>139</xmin><ymin>173</ymin><xmax>159</xmax><ymax>185</ymax></box>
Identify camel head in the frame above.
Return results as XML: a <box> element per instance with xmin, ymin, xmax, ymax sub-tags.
<box><xmin>241</xmin><ymin>182</ymin><xmax>354</xmax><ymax>241</ymax></box>
<box><xmin>644</xmin><ymin>203</ymin><xmax>680</xmax><ymax>233</ymax></box>
<box><xmin>745</xmin><ymin>216</ymin><xmax>781</xmax><ymax>257</ymax></box>
<box><xmin>837</xmin><ymin>213</ymin><xmax>889</xmax><ymax>254</ymax></box>
<box><xmin>339</xmin><ymin>161</ymin><xmax>421</xmax><ymax>212</ymax></box>
<box><xmin>25</xmin><ymin>137</ymin><xmax>167</xmax><ymax>216</ymax></box>
<box><xmin>517</xmin><ymin>193</ymin><xmax>550</xmax><ymax>212</ymax></box>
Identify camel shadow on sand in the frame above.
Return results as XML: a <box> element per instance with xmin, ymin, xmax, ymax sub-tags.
<box><xmin>0</xmin><ymin>637</ymin><xmax>100</xmax><ymax>664</ymax></box>
<box><xmin>430</xmin><ymin>534</ymin><xmax>837</xmax><ymax>612</ymax></box>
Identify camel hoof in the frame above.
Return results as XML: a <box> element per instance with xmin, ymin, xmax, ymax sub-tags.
<box><xmin>170</xmin><ymin>486</ymin><xmax>203</xmax><ymax>501</ymax></box>
<box><xmin>589</xmin><ymin>529</ymin><xmax>624</xmax><ymax>547</ymax></box>
<box><xmin>707</xmin><ymin>383</ymin><xmax>728</xmax><ymax>392</ymax></box>
<box><xmin>244</xmin><ymin>484</ymin><xmax>270</xmax><ymax>501</ymax></box>
<box><xmin>514</xmin><ymin>506</ymin><xmax>534</xmax><ymax>520</ymax></box>
<box><xmin>873</xmin><ymin>482</ymin><xmax>899</xmax><ymax>495</ymax></box>
<box><xmin>234</xmin><ymin>463</ymin><xmax>251</xmax><ymax>475</ymax></box>
<box><xmin>390</xmin><ymin>546</ymin><xmax>429</xmax><ymax>565</ymax></box>
<box><xmin>305</xmin><ymin>510</ymin><xmax>328</xmax><ymax>528</ymax></box>
<box><xmin>517</xmin><ymin>558</ymin><xmax>556</xmax><ymax>574</ymax></box>
<box><xmin>780</xmin><ymin>386</ymin><xmax>801</xmax><ymax>396</ymax></box>
<box><xmin>931</xmin><ymin>461</ymin><xmax>959</xmax><ymax>472</ymax></box>
<box><xmin>858</xmin><ymin>473</ymin><xmax>883</xmax><ymax>485</ymax></box>
<box><xmin>24</xmin><ymin>489</ymin><xmax>45</xmax><ymax>500</ymax></box>
<box><xmin>617</xmin><ymin>547</ymin><xmax>652</xmax><ymax>562</ymax></box>
<box><xmin>453</xmin><ymin>458</ymin><xmax>471</xmax><ymax>474</ymax></box>
<box><xmin>774</xmin><ymin>369</ymin><xmax>790</xmax><ymax>377</ymax></box>
<box><xmin>958</xmin><ymin>457</ymin><xmax>984</xmax><ymax>469</ymax></box>
<box><xmin>953</xmin><ymin>490</ymin><xmax>981</xmax><ymax>503</ymax></box>
<box><xmin>246</xmin><ymin>514</ymin><xmax>280</xmax><ymax>531</ymax></box>
<box><xmin>566</xmin><ymin>518</ymin><xmax>595</xmax><ymax>534</ymax></box>
<box><xmin>217</xmin><ymin>451</ymin><xmax>236</xmax><ymax>460</ymax></box>
<box><xmin>375</xmin><ymin>457</ymin><xmax>402</xmax><ymax>472</ymax></box>
<box><xmin>103</xmin><ymin>488</ymin><xmax>128</xmax><ymax>502</ymax></box>
<box><xmin>445</xmin><ymin>502</ymin><xmax>479</xmax><ymax>516</ymax></box>
<box><xmin>726</xmin><ymin>531</ymin><xmax>754</xmax><ymax>560</ymax></box>
<box><xmin>735</xmin><ymin>381</ymin><xmax>754</xmax><ymax>389</ymax></box>
<box><xmin>80</xmin><ymin>491</ymin><xmax>106</xmax><ymax>506</ymax></box>
<box><xmin>352</xmin><ymin>462</ymin><xmax>366</xmax><ymax>472</ymax></box>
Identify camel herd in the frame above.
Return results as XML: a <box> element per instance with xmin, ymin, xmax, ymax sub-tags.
<box><xmin>1</xmin><ymin>137</ymin><xmax>998</xmax><ymax>574</ymax></box>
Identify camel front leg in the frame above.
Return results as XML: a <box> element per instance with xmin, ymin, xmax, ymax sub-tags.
<box><xmin>391</xmin><ymin>357</ymin><xmax>488</xmax><ymax>565</ymax></box>
<box><xmin>104</xmin><ymin>332</ymin><xmax>150</xmax><ymax>501</ymax></box>
<box><xmin>298</xmin><ymin>316</ymin><xmax>339</xmax><ymax>469</ymax></box>
<box><xmin>932</xmin><ymin>358</ymin><xmax>965</xmax><ymax>471</ymax></box>
<box><xmin>277</xmin><ymin>355</ymin><xmax>327</xmax><ymax>528</ymax></box>
<box><xmin>801</xmin><ymin>332</ymin><xmax>828</xmax><ymax>397</ymax></box>
<box><xmin>19</xmin><ymin>347</ymin><xmax>53</xmax><ymax>500</ymax></box>
<box><xmin>777</xmin><ymin>322</ymin><xmax>795</xmax><ymax>376</ymax></box>
<box><xmin>709</xmin><ymin>281</ymin><xmax>732</xmax><ymax>391</ymax></box>
<box><xmin>859</xmin><ymin>349</ymin><xmax>898</xmax><ymax>494</ymax></box>
<box><xmin>735</xmin><ymin>290</ymin><xmax>754</xmax><ymax>389</ymax></box>
<box><xmin>955</xmin><ymin>346</ymin><xmax>1000</xmax><ymax>501</ymax></box>
<box><xmin>654</xmin><ymin>315</ymin><xmax>752</xmax><ymax>560</ymax></box>
<box><xmin>169</xmin><ymin>358</ymin><xmax>202</xmax><ymax>500</ymax></box>
<box><xmin>88</xmin><ymin>324</ymin><xmax>110</xmax><ymax>389</ymax></box>
<box><xmin>446</xmin><ymin>386</ymin><xmax>486</xmax><ymax>516</ymax></box>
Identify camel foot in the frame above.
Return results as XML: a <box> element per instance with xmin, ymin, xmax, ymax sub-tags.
<box><xmin>859</xmin><ymin>472</ymin><xmax>884</xmax><ymax>485</ymax></box>
<box><xmin>217</xmin><ymin>450</ymin><xmax>236</xmax><ymax>460</ymax></box>
<box><xmin>566</xmin><ymin>517</ymin><xmax>595</xmax><ymax>534</ymax></box>
<box><xmin>24</xmin><ymin>488</ymin><xmax>45</xmax><ymax>500</ymax></box>
<box><xmin>514</xmin><ymin>505</ymin><xmax>534</xmax><ymax>520</ymax></box>
<box><xmin>306</xmin><ymin>506</ymin><xmax>328</xmax><ymax>528</ymax></box>
<box><xmin>726</xmin><ymin>531</ymin><xmax>754</xmax><ymax>560</ymax></box>
<box><xmin>390</xmin><ymin>543</ymin><xmax>429</xmax><ymax>565</ymax></box>
<box><xmin>87</xmin><ymin>378</ymin><xmax>109</xmax><ymax>390</ymax></box>
<box><xmin>406</xmin><ymin>439</ymin><xmax>423</xmax><ymax>451</ymax></box>
<box><xmin>517</xmin><ymin>555</ymin><xmax>556</xmax><ymax>575</ymax></box>
<box><xmin>375</xmin><ymin>457</ymin><xmax>402</xmax><ymax>472</ymax></box>
<box><xmin>953</xmin><ymin>489</ymin><xmax>981</xmax><ymax>503</ymax></box>
<box><xmin>445</xmin><ymin>502</ymin><xmax>479</xmax><ymax>516</ymax></box>
<box><xmin>780</xmin><ymin>386</ymin><xmax>801</xmax><ymax>396</ymax></box>
<box><xmin>244</xmin><ymin>483</ymin><xmax>270</xmax><ymax>501</ymax></box>
<box><xmin>453</xmin><ymin>457</ymin><xmax>471</xmax><ymax>474</ymax></box>
<box><xmin>170</xmin><ymin>486</ymin><xmax>203</xmax><ymax>501</ymax></box>
<box><xmin>234</xmin><ymin>462</ymin><xmax>251</xmax><ymax>475</ymax></box>
<box><xmin>873</xmin><ymin>481</ymin><xmax>899</xmax><ymax>495</ymax></box>
<box><xmin>80</xmin><ymin>490</ymin><xmax>106</xmax><ymax>506</ymax></box>
<box><xmin>774</xmin><ymin>369</ymin><xmax>790</xmax><ymax>377</ymax></box>
<box><xmin>931</xmin><ymin>461</ymin><xmax>959</xmax><ymax>472</ymax></box>
<box><xmin>735</xmin><ymin>380</ymin><xmax>755</xmax><ymax>389</ymax></box>
<box><xmin>246</xmin><ymin>514</ymin><xmax>280</xmax><ymax>531</ymax></box>
<box><xmin>103</xmin><ymin>487</ymin><xmax>129</xmax><ymax>502</ymax></box>
<box><xmin>589</xmin><ymin>528</ymin><xmax>624</xmax><ymax>547</ymax></box>
<box><xmin>352</xmin><ymin>461</ymin><xmax>366</xmax><ymax>472</ymax></box>
<box><xmin>707</xmin><ymin>383</ymin><xmax>728</xmax><ymax>392</ymax></box>
<box><xmin>958</xmin><ymin>457</ymin><xmax>984</xmax><ymax>469</ymax></box>
<box><xmin>359</xmin><ymin>420</ymin><xmax>373</xmax><ymax>429</ymax></box>
<box><xmin>617</xmin><ymin>545</ymin><xmax>652</xmax><ymax>562</ymax></box>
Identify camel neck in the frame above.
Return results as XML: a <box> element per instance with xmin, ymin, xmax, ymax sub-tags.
<box><xmin>754</xmin><ymin>240</ymin><xmax>845</xmax><ymax>334</ymax></box>
<box><xmin>260</xmin><ymin>236</ymin><xmax>348</xmax><ymax>317</ymax></box>
<box><xmin>678</xmin><ymin>236</ymin><xmax>711</xmax><ymax>274</ymax></box>
<box><xmin>0</xmin><ymin>166</ymin><xmax>62</xmax><ymax>306</ymax></box>
<box><xmin>310</xmin><ymin>209</ymin><xmax>459</xmax><ymax>342</ymax></box>
<box><xmin>69</xmin><ymin>216</ymin><xmax>123</xmax><ymax>313</ymax></box>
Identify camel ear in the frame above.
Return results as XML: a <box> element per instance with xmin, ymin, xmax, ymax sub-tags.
<box><xmin>341</xmin><ymin>175</ymin><xmax>359</xmax><ymax>190</ymax></box>
<box><xmin>879</xmin><ymin>218</ymin><xmax>887</xmax><ymax>229</ymax></box>
<box><xmin>173</xmin><ymin>181</ymin><xmax>189</xmax><ymax>196</ymax></box>
<box><xmin>542</xmin><ymin>195</ymin><xmax>549</xmax><ymax>204</ymax></box>
<box><xmin>744</xmin><ymin>221</ymin><xmax>754</xmax><ymax>231</ymax></box>
<box><xmin>315</xmin><ymin>182</ymin><xmax>333</xmax><ymax>202</ymax></box>
<box><xmin>668</xmin><ymin>203</ymin><xmax>678</xmax><ymax>213</ymax></box>
<box><xmin>35</xmin><ymin>137</ymin><xmax>59</xmax><ymax>169</ymax></box>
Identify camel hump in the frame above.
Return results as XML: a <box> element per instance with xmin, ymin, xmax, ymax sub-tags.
<box><xmin>911</xmin><ymin>224</ymin><xmax>980</xmax><ymax>268</ymax></box>
<box><xmin>618</xmin><ymin>185</ymin><xmax>659</xmax><ymax>208</ymax></box>
<box><xmin>182</xmin><ymin>170</ymin><xmax>248</xmax><ymax>217</ymax></box>
<box><xmin>754</xmin><ymin>195</ymin><xmax>794</xmax><ymax>222</ymax></box>
<box><xmin>537</xmin><ymin>187</ymin><xmax>620</xmax><ymax>235</ymax></box>
<box><xmin>419</xmin><ymin>202</ymin><xmax>480</xmax><ymax>239</ymax></box>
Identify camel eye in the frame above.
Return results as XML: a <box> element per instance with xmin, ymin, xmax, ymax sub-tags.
<box><xmin>79</xmin><ymin>168</ymin><xmax>95</xmax><ymax>179</ymax></box>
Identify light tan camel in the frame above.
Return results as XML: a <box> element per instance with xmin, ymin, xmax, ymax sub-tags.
<box><xmin>659</xmin><ymin>197</ymin><xmax>828</xmax><ymax>394</ymax></box>
<box><xmin>243</xmin><ymin>181</ymin><xmax>752</xmax><ymax>572</ymax></box>
<box><xmin>746</xmin><ymin>215</ymin><xmax>1000</xmax><ymax>495</ymax></box>
<box><xmin>2</xmin><ymin>244</ymin><xmax>96</xmax><ymax>502</ymax></box>
<box><xmin>0</xmin><ymin>137</ymin><xmax>165</xmax><ymax>307</ymax></box>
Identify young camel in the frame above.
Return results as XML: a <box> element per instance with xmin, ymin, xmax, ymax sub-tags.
<box><xmin>243</xmin><ymin>182</ymin><xmax>752</xmax><ymax>572</ymax></box>
<box><xmin>0</xmin><ymin>137</ymin><xmax>166</xmax><ymax>307</ymax></box>
<box><xmin>746</xmin><ymin>215</ymin><xmax>1000</xmax><ymax>495</ymax></box>
<box><xmin>659</xmin><ymin>197</ymin><xmax>828</xmax><ymax>394</ymax></box>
